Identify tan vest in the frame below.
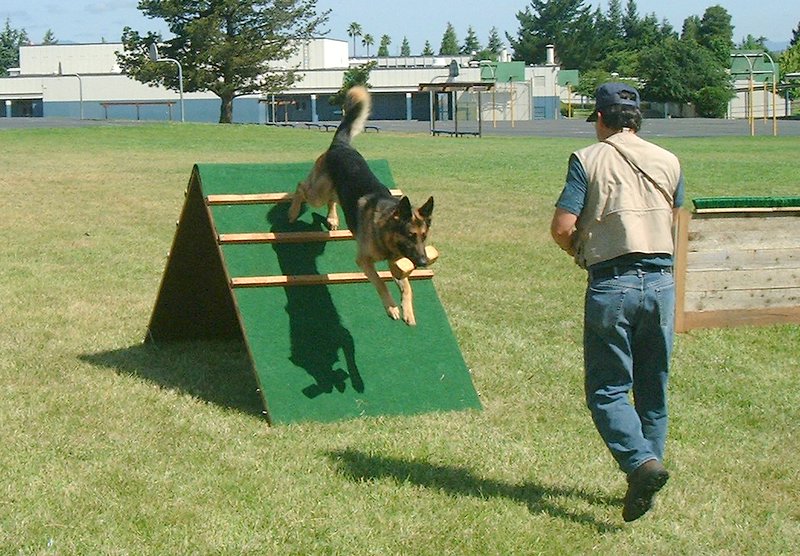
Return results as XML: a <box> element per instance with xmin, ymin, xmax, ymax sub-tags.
<box><xmin>572</xmin><ymin>131</ymin><xmax>681</xmax><ymax>269</ymax></box>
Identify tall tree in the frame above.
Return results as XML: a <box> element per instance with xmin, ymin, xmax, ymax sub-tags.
<box><xmin>347</xmin><ymin>22</ymin><xmax>362</xmax><ymax>57</ymax></box>
<box><xmin>779</xmin><ymin>43</ymin><xmax>800</xmax><ymax>104</ymax></box>
<box><xmin>790</xmin><ymin>20</ymin><xmax>800</xmax><ymax>47</ymax></box>
<box><xmin>507</xmin><ymin>0</ymin><xmax>593</xmax><ymax>68</ymax></box>
<box><xmin>400</xmin><ymin>36</ymin><xmax>411</xmax><ymax>56</ymax></box>
<box><xmin>596</xmin><ymin>0</ymin><xmax>647</xmax><ymax>75</ymax></box>
<box><xmin>361</xmin><ymin>33</ymin><xmax>374</xmax><ymax>57</ymax></box>
<box><xmin>377</xmin><ymin>34</ymin><xmax>391</xmax><ymax>57</ymax></box>
<box><xmin>605</xmin><ymin>0</ymin><xmax>624</xmax><ymax>39</ymax></box>
<box><xmin>475</xmin><ymin>27</ymin><xmax>504</xmax><ymax>61</ymax></box>
<box><xmin>639</xmin><ymin>36</ymin><xmax>733</xmax><ymax>117</ymax></box>
<box><xmin>586</xmin><ymin>4</ymin><xmax>622</xmax><ymax>70</ymax></box>
<box><xmin>461</xmin><ymin>26</ymin><xmax>481</xmax><ymax>55</ymax></box>
<box><xmin>574</xmin><ymin>68</ymin><xmax>619</xmax><ymax>97</ymax></box>
<box><xmin>737</xmin><ymin>34</ymin><xmax>768</xmax><ymax>51</ymax></box>
<box><xmin>0</xmin><ymin>19</ymin><xmax>29</xmax><ymax>76</ymax></box>
<box><xmin>439</xmin><ymin>22</ymin><xmax>459</xmax><ymax>55</ymax></box>
<box><xmin>41</xmin><ymin>30</ymin><xmax>57</xmax><ymax>45</ymax></box>
<box><xmin>681</xmin><ymin>15</ymin><xmax>701</xmax><ymax>42</ymax></box>
<box><xmin>117</xmin><ymin>0</ymin><xmax>328</xmax><ymax>124</ymax></box>
<box><xmin>698</xmin><ymin>5</ymin><xmax>734</xmax><ymax>65</ymax></box>
<box><xmin>486</xmin><ymin>27</ymin><xmax>504</xmax><ymax>55</ymax></box>
<box><xmin>622</xmin><ymin>0</ymin><xmax>639</xmax><ymax>40</ymax></box>
<box><xmin>624</xmin><ymin>9</ymin><xmax>674</xmax><ymax>50</ymax></box>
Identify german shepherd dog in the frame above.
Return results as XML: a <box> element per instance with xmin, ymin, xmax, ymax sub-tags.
<box><xmin>288</xmin><ymin>86</ymin><xmax>434</xmax><ymax>326</ymax></box>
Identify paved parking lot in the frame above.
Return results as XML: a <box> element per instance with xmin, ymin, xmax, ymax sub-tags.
<box><xmin>2</xmin><ymin>115</ymin><xmax>798</xmax><ymax>138</ymax></box>
<box><xmin>370</xmin><ymin>117</ymin><xmax>800</xmax><ymax>138</ymax></box>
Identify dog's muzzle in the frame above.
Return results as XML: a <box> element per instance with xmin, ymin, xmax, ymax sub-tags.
<box><xmin>413</xmin><ymin>255</ymin><xmax>429</xmax><ymax>267</ymax></box>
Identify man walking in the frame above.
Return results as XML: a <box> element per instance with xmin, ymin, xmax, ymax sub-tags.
<box><xmin>550</xmin><ymin>82</ymin><xmax>685</xmax><ymax>522</ymax></box>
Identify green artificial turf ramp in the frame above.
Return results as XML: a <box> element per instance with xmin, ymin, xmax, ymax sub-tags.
<box><xmin>148</xmin><ymin>161</ymin><xmax>481</xmax><ymax>425</ymax></box>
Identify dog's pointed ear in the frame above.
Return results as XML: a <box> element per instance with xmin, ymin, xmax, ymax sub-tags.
<box><xmin>418</xmin><ymin>196</ymin><xmax>434</xmax><ymax>219</ymax></box>
<box><xmin>393</xmin><ymin>196</ymin><xmax>413</xmax><ymax>220</ymax></box>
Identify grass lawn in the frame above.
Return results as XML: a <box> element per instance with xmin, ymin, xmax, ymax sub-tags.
<box><xmin>0</xmin><ymin>122</ymin><xmax>798</xmax><ymax>554</ymax></box>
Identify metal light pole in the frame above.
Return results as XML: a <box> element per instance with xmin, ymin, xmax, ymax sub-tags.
<box><xmin>148</xmin><ymin>43</ymin><xmax>185</xmax><ymax>122</ymax></box>
<box><xmin>732</xmin><ymin>52</ymin><xmax>764</xmax><ymax>136</ymax></box>
<box><xmin>762</xmin><ymin>51</ymin><xmax>778</xmax><ymax>136</ymax></box>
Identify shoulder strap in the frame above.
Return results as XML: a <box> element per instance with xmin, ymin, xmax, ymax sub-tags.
<box><xmin>602</xmin><ymin>139</ymin><xmax>673</xmax><ymax>205</ymax></box>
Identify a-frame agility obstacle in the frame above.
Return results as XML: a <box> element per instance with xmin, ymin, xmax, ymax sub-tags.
<box><xmin>146</xmin><ymin>161</ymin><xmax>482</xmax><ymax>425</ymax></box>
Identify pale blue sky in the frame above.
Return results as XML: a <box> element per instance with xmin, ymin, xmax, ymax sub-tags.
<box><xmin>2</xmin><ymin>1</ymin><xmax>796</xmax><ymax>52</ymax></box>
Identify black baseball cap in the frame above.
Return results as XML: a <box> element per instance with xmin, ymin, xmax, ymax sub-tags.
<box><xmin>586</xmin><ymin>82</ymin><xmax>640</xmax><ymax>122</ymax></box>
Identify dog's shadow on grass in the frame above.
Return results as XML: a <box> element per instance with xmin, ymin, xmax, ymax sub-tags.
<box><xmin>80</xmin><ymin>340</ymin><xmax>264</xmax><ymax>416</ymax></box>
<box><xmin>327</xmin><ymin>448</ymin><xmax>622</xmax><ymax>533</ymax></box>
<box><xmin>267</xmin><ymin>203</ymin><xmax>364</xmax><ymax>399</ymax></box>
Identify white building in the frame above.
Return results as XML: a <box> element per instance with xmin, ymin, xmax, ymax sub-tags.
<box><xmin>0</xmin><ymin>39</ymin><xmax>563</xmax><ymax>124</ymax></box>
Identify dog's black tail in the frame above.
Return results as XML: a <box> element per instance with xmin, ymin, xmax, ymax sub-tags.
<box><xmin>331</xmin><ymin>86</ymin><xmax>371</xmax><ymax>146</ymax></box>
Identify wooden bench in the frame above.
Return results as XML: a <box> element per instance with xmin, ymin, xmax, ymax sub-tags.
<box><xmin>100</xmin><ymin>100</ymin><xmax>176</xmax><ymax>121</ymax></box>
<box><xmin>432</xmin><ymin>128</ymin><xmax>479</xmax><ymax>137</ymax></box>
<box><xmin>303</xmin><ymin>123</ymin><xmax>379</xmax><ymax>132</ymax></box>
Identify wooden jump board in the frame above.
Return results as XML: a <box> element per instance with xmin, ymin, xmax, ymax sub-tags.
<box><xmin>207</xmin><ymin>189</ymin><xmax>403</xmax><ymax>205</ymax></box>
<box><xmin>232</xmin><ymin>270</ymin><xmax>434</xmax><ymax>288</ymax></box>
<box><xmin>219</xmin><ymin>230</ymin><xmax>354</xmax><ymax>244</ymax></box>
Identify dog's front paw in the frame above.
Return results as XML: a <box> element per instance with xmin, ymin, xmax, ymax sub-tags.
<box><xmin>402</xmin><ymin>311</ymin><xmax>417</xmax><ymax>326</ymax></box>
<box><xmin>327</xmin><ymin>215</ymin><xmax>339</xmax><ymax>230</ymax></box>
<box><xmin>386</xmin><ymin>305</ymin><xmax>401</xmax><ymax>320</ymax></box>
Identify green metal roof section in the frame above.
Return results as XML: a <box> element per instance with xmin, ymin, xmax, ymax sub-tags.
<box><xmin>558</xmin><ymin>69</ymin><xmax>580</xmax><ymax>87</ymax></box>
<box><xmin>480</xmin><ymin>61</ymin><xmax>526</xmax><ymax>82</ymax></box>
<box><xmin>730</xmin><ymin>50</ymin><xmax>781</xmax><ymax>82</ymax></box>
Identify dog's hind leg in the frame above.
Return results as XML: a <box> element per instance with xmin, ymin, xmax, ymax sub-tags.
<box><xmin>357</xmin><ymin>258</ymin><xmax>401</xmax><ymax>321</ymax></box>
<box><xmin>287</xmin><ymin>181</ymin><xmax>307</xmax><ymax>223</ymax></box>
<box><xmin>289</xmin><ymin>153</ymin><xmax>331</xmax><ymax>224</ymax></box>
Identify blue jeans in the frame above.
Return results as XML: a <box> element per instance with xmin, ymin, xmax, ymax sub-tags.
<box><xmin>583</xmin><ymin>267</ymin><xmax>675</xmax><ymax>474</ymax></box>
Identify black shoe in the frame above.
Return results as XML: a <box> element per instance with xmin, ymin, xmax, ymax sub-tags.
<box><xmin>622</xmin><ymin>459</ymin><xmax>669</xmax><ymax>522</ymax></box>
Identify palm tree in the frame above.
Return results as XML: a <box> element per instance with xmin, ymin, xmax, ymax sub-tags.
<box><xmin>347</xmin><ymin>22</ymin><xmax>362</xmax><ymax>57</ymax></box>
<box><xmin>362</xmin><ymin>33</ymin><xmax>374</xmax><ymax>57</ymax></box>
<box><xmin>378</xmin><ymin>34</ymin><xmax>391</xmax><ymax>57</ymax></box>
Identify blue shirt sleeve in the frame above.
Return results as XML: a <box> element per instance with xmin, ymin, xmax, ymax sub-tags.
<box><xmin>555</xmin><ymin>154</ymin><xmax>587</xmax><ymax>216</ymax></box>
<box><xmin>674</xmin><ymin>171</ymin><xmax>685</xmax><ymax>208</ymax></box>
